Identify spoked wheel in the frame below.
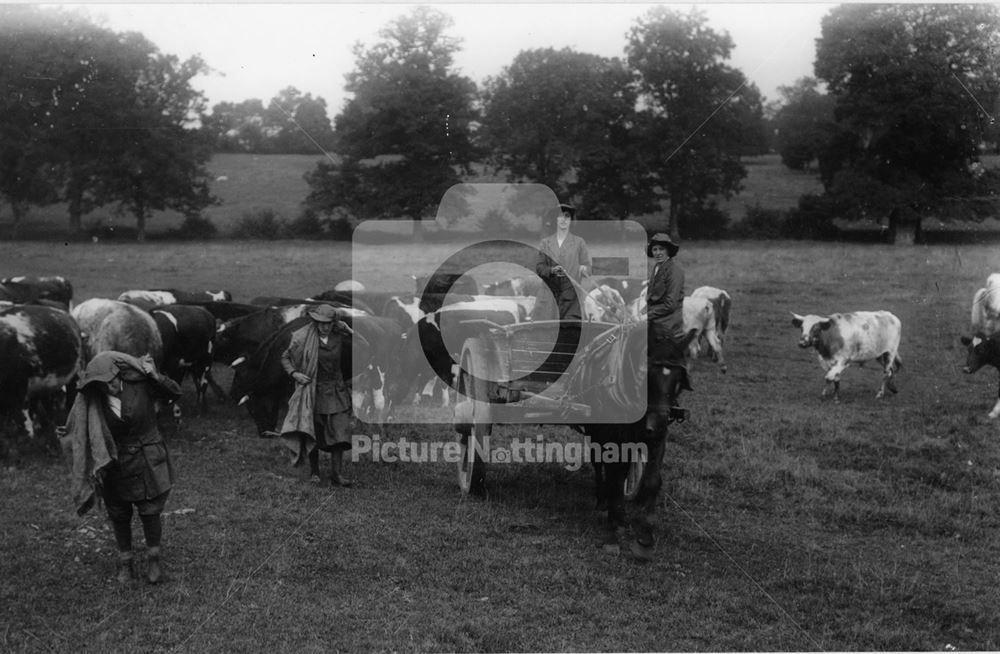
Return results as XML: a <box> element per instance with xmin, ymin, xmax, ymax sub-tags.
<box><xmin>457</xmin><ymin>347</ymin><xmax>493</xmax><ymax>495</ymax></box>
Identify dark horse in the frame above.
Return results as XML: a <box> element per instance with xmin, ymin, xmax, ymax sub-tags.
<box><xmin>574</xmin><ymin>322</ymin><xmax>698</xmax><ymax>557</ymax></box>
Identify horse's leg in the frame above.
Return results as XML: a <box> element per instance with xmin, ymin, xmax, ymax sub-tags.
<box><xmin>631</xmin><ymin>426</ymin><xmax>665</xmax><ymax>555</ymax></box>
<box><xmin>593</xmin><ymin>460</ymin><xmax>608</xmax><ymax>511</ymax></box>
<box><xmin>603</xmin><ymin>459</ymin><xmax>628</xmax><ymax>552</ymax></box>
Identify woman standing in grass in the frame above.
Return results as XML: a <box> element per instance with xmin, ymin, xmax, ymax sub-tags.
<box><xmin>279</xmin><ymin>304</ymin><xmax>358</xmax><ymax>486</ymax></box>
<box><xmin>63</xmin><ymin>351</ymin><xmax>181</xmax><ymax>585</ymax></box>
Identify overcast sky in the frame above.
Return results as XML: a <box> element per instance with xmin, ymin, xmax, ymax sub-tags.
<box><xmin>72</xmin><ymin>2</ymin><xmax>835</xmax><ymax>112</ymax></box>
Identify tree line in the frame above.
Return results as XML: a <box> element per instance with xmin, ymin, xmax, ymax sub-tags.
<box><xmin>2</xmin><ymin>4</ymin><xmax>999</xmax><ymax>242</ymax></box>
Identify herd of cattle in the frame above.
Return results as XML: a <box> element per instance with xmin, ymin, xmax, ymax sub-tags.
<box><xmin>2</xmin><ymin>269</ymin><xmax>1000</xmax><ymax>445</ymax></box>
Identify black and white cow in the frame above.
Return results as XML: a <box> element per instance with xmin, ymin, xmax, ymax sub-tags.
<box><xmin>383</xmin><ymin>301</ymin><xmax>522</xmax><ymax>417</ymax></box>
<box><xmin>118</xmin><ymin>288</ymin><xmax>233</xmax><ymax>311</ymax></box>
<box><xmin>150</xmin><ymin>305</ymin><xmax>222</xmax><ymax>415</ymax></box>
<box><xmin>791</xmin><ymin>310</ymin><xmax>903</xmax><ymax>402</ymax></box>
<box><xmin>960</xmin><ymin>332</ymin><xmax>1000</xmax><ymax>420</ymax></box>
<box><xmin>0</xmin><ymin>275</ymin><xmax>74</xmax><ymax>309</ymax></box>
<box><xmin>0</xmin><ymin>305</ymin><xmax>82</xmax><ymax>438</ymax></box>
<box><xmin>229</xmin><ymin>313</ymin><xmax>389</xmax><ymax>437</ymax></box>
<box><xmin>415</xmin><ymin>272</ymin><xmax>478</xmax><ymax>314</ymax></box>
<box><xmin>215</xmin><ymin>304</ymin><xmax>319</xmax><ymax>364</ymax></box>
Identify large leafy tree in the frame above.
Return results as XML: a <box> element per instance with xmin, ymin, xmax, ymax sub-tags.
<box><xmin>89</xmin><ymin>36</ymin><xmax>216</xmax><ymax>241</ymax></box>
<box><xmin>626</xmin><ymin>7</ymin><xmax>763</xmax><ymax>239</ymax></box>
<box><xmin>202</xmin><ymin>98</ymin><xmax>270</xmax><ymax>153</ymax></box>
<box><xmin>773</xmin><ymin>77</ymin><xmax>836</xmax><ymax>171</ymax></box>
<box><xmin>0</xmin><ymin>6</ymin><xmax>82</xmax><ymax>237</ymax></box>
<box><xmin>0</xmin><ymin>6</ymin><xmax>216</xmax><ymax>240</ymax></box>
<box><xmin>304</xmin><ymin>7</ymin><xmax>477</xmax><ymax>236</ymax></box>
<box><xmin>266</xmin><ymin>87</ymin><xmax>335</xmax><ymax>154</ymax></box>
<box><xmin>815</xmin><ymin>4</ymin><xmax>1000</xmax><ymax>241</ymax></box>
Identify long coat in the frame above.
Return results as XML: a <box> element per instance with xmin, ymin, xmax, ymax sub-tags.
<box><xmin>646</xmin><ymin>257</ymin><xmax>686</xmax><ymax>366</ymax></box>
<box><xmin>64</xmin><ymin>360</ymin><xmax>181</xmax><ymax>515</ymax></box>
<box><xmin>279</xmin><ymin>323</ymin><xmax>351</xmax><ymax>462</ymax></box>
<box><xmin>536</xmin><ymin>232</ymin><xmax>592</xmax><ymax>320</ymax></box>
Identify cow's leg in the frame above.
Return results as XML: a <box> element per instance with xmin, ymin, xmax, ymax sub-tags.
<box><xmin>876</xmin><ymin>353</ymin><xmax>898</xmax><ymax>398</ymax></box>
<box><xmin>990</xmin><ymin>373</ymin><xmax>1000</xmax><ymax>419</ymax></box>
<box><xmin>195</xmin><ymin>366</ymin><xmax>210</xmax><ymax>415</ymax></box>
<box><xmin>205</xmin><ymin>366</ymin><xmax>227</xmax><ymax>402</ymax></box>
<box><xmin>824</xmin><ymin>360</ymin><xmax>848</xmax><ymax>402</ymax></box>
<box><xmin>704</xmin><ymin>325</ymin><xmax>726</xmax><ymax>373</ymax></box>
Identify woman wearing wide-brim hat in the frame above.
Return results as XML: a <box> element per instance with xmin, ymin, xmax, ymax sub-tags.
<box><xmin>278</xmin><ymin>304</ymin><xmax>358</xmax><ymax>486</ymax></box>
<box><xmin>646</xmin><ymin>232</ymin><xmax>686</xmax><ymax>365</ymax></box>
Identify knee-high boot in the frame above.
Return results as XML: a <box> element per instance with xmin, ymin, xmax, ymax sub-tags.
<box><xmin>140</xmin><ymin>514</ymin><xmax>164</xmax><ymax>584</ymax></box>
<box><xmin>331</xmin><ymin>448</ymin><xmax>353</xmax><ymax>487</ymax></box>
<box><xmin>112</xmin><ymin>518</ymin><xmax>136</xmax><ymax>583</ymax></box>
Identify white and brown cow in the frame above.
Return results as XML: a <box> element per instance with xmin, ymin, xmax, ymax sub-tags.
<box><xmin>0</xmin><ymin>305</ymin><xmax>82</xmax><ymax>438</ymax></box>
<box><xmin>688</xmin><ymin>286</ymin><xmax>731</xmax><ymax>372</ymax></box>
<box><xmin>683</xmin><ymin>295</ymin><xmax>726</xmax><ymax>373</ymax></box>
<box><xmin>791</xmin><ymin>311</ymin><xmax>902</xmax><ymax>402</ymax></box>
<box><xmin>971</xmin><ymin>273</ymin><xmax>1000</xmax><ymax>336</ymax></box>
<box><xmin>72</xmin><ymin>298</ymin><xmax>163</xmax><ymax>364</ymax></box>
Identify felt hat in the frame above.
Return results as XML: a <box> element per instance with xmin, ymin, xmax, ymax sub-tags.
<box><xmin>307</xmin><ymin>304</ymin><xmax>338</xmax><ymax>322</ymax></box>
<box><xmin>646</xmin><ymin>232</ymin><xmax>679</xmax><ymax>258</ymax></box>
<box><xmin>77</xmin><ymin>351</ymin><xmax>145</xmax><ymax>389</ymax></box>
<box><xmin>557</xmin><ymin>203</ymin><xmax>576</xmax><ymax>218</ymax></box>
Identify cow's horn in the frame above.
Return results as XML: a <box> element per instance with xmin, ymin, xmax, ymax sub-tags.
<box><xmin>230</xmin><ymin>357</ymin><xmax>246</xmax><ymax>367</ymax></box>
<box><xmin>238</xmin><ymin>395</ymin><xmax>250</xmax><ymax>406</ymax></box>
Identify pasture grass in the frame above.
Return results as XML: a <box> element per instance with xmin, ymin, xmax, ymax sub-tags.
<box><xmin>3</xmin><ymin>240</ymin><xmax>1000</xmax><ymax>651</ymax></box>
<box><xmin>1</xmin><ymin>153</ymin><xmax>826</xmax><ymax>239</ymax></box>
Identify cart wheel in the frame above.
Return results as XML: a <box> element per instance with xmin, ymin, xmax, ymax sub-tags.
<box><xmin>623</xmin><ymin>458</ymin><xmax>645</xmax><ymax>501</ymax></box>
<box><xmin>457</xmin><ymin>348</ymin><xmax>492</xmax><ymax>495</ymax></box>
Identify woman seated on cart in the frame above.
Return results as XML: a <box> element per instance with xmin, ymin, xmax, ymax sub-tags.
<box><xmin>535</xmin><ymin>203</ymin><xmax>591</xmax><ymax>321</ymax></box>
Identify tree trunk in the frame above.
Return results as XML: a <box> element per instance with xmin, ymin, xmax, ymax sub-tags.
<box><xmin>67</xmin><ymin>190</ymin><xmax>83</xmax><ymax>237</ymax></box>
<box><xmin>10</xmin><ymin>202</ymin><xmax>24</xmax><ymax>240</ymax></box>
<box><xmin>136</xmin><ymin>209</ymin><xmax>146</xmax><ymax>242</ymax></box>
<box><xmin>667</xmin><ymin>198</ymin><xmax>681</xmax><ymax>241</ymax></box>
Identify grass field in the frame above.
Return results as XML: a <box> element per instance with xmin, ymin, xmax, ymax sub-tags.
<box><xmin>0</xmin><ymin>153</ymin><xmax>826</xmax><ymax>239</ymax></box>
<box><xmin>3</xmin><ymin>239</ymin><xmax>1000</xmax><ymax>651</ymax></box>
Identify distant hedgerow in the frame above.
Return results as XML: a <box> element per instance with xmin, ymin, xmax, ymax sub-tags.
<box><xmin>233</xmin><ymin>209</ymin><xmax>286</xmax><ymax>239</ymax></box>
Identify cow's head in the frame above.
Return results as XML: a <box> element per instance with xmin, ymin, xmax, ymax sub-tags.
<box><xmin>960</xmin><ymin>333</ymin><xmax>1000</xmax><ymax>374</ymax></box>
<box><xmin>791</xmin><ymin>313</ymin><xmax>832</xmax><ymax>349</ymax></box>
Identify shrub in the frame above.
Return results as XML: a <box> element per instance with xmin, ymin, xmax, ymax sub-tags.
<box><xmin>782</xmin><ymin>194</ymin><xmax>840</xmax><ymax>240</ymax></box>
<box><xmin>678</xmin><ymin>203</ymin><xmax>729</xmax><ymax>239</ymax></box>
<box><xmin>731</xmin><ymin>204</ymin><xmax>785</xmax><ymax>239</ymax></box>
<box><xmin>232</xmin><ymin>209</ymin><xmax>286</xmax><ymax>239</ymax></box>
<box><xmin>287</xmin><ymin>209</ymin><xmax>324</xmax><ymax>238</ymax></box>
